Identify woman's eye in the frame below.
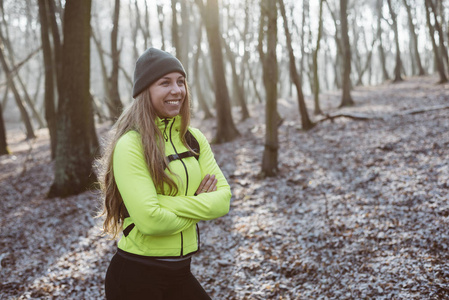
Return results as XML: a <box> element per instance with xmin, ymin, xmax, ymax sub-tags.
<box><xmin>177</xmin><ymin>80</ymin><xmax>185</xmax><ymax>85</ymax></box>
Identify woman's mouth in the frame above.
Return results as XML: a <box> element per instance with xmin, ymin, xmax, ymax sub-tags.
<box><xmin>166</xmin><ymin>100</ymin><xmax>181</xmax><ymax>105</ymax></box>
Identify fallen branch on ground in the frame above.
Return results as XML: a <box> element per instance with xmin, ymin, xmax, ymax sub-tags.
<box><xmin>316</xmin><ymin>104</ymin><xmax>449</xmax><ymax>124</ymax></box>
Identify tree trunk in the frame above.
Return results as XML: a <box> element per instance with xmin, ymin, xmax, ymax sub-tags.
<box><xmin>425</xmin><ymin>0</ymin><xmax>448</xmax><ymax>83</ymax></box>
<box><xmin>48</xmin><ymin>0</ymin><xmax>97</xmax><ymax>198</ymax></box>
<box><xmin>0</xmin><ymin>40</ymin><xmax>35</xmax><ymax>139</ymax></box>
<box><xmin>171</xmin><ymin>0</ymin><xmax>180</xmax><ymax>57</ymax></box>
<box><xmin>0</xmin><ymin>100</ymin><xmax>8</xmax><ymax>155</ymax></box>
<box><xmin>339</xmin><ymin>0</ymin><xmax>354</xmax><ymax>107</ymax></box>
<box><xmin>259</xmin><ymin>0</ymin><xmax>279</xmax><ymax>177</ymax></box>
<box><xmin>192</xmin><ymin>24</ymin><xmax>213</xmax><ymax>119</ymax></box>
<box><xmin>386</xmin><ymin>0</ymin><xmax>404</xmax><ymax>82</ymax></box>
<box><xmin>300</xmin><ymin>0</ymin><xmax>309</xmax><ymax>85</ymax></box>
<box><xmin>325</xmin><ymin>0</ymin><xmax>343</xmax><ymax>89</ymax></box>
<box><xmin>157</xmin><ymin>4</ymin><xmax>166</xmax><ymax>51</ymax></box>
<box><xmin>47</xmin><ymin>0</ymin><xmax>62</xmax><ymax>86</ymax></box>
<box><xmin>356</xmin><ymin>36</ymin><xmax>377</xmax><ymax>86</ymax></box>
<box><xmin>403</xmin><ymin>0</ymin><xmax>425</xmax><ymax>76</ymax></box>
<box><xmin>108</xmin><ymin>0</ymin><xmax>122</xmax><ymax>120</ymax></box>
<box><xmin>196</xmin><ymin>0</ymin><xmax>240</xmax><ymax>143</ymax></box>
<box><xmin>279</xmin><ymin>0</ymin><xmax>314</xmax><ymax>129</ymax></box>
<box><xmin>180</xmin><ymin>0</ymin><xmax>190</xmax><ymax>73</ymax></box>
<box><xmin>352</xmin><ymin>15</ymin><xmax>363</xmax><ymax>84</ymax></box>
<box><xmin>128</xmin><ymin>1</ymin><xmax>139</xmax><ymax>62</ymax></box>
<box><xmin>16</xmin><ymin>72</ymin><xmax>46</xmax><ymax>128</ymax></box>
<box><xmin>222</xmin><ymin>36</ymin><xmax>250</xmax><ymax>121</ymax></box>
<box><xmin>376</xmin><ymin>0</ymin><xmax>389</xmax><ymax>82</ymax></box>
<box><xmin>134</xmin><ymin>0</ymin><xmax>150</xmax><ymax>50</ymax></box>
<box><xmin>91</xmin><ymin>29</ymin><xmax>110</xmax><ymax>118</ymax></box>
<box><xmin>312</xmin><ymin>0</ymin><xmax>324</xmax><ymax>115</ymax></box>
<box><xmin>245</xmin><ymin>60</ymin><xmax>264</xmax><ymax>104</ymax></box>
<box><xmin>427</xmin><ymin>0</ymin><xmax>449</xmax><ymax>74</ymax></box>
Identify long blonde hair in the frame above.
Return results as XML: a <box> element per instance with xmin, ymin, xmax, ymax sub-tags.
<box><xmin>98</xmin><ymin>84</ymin><xmax>192</xmax><ymax>239</ymax></box>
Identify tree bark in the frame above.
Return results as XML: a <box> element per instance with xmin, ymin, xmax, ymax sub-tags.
<box><xmin>16</xmin><ymin>69</ymin><xmax>46</xmax><ymax>128</ymax></box>
<box><xmin>157</xmin><ymin>4</ymin><xmax>166</xmax><ymax>51</ymax></box>
<box><xmin>180</xmin><ymin>0</ymin><xmax>190</xmax><ymax>73</ymax></box>
<box><xmin>91</xmin><ymin>29</ymin><xmax>110</xmax><ymax>118</ymax></box>
<box><xmin>108</xmin><ymin>0</ymin><xmax>123</xmax><ymax>120</ymax></box>
<box><xmin>171</xmin><ymin>0</ymin><xmax>180</xmax><ymax>57</ymax></box>
<box><xmin>128</xmin><ymin>1</ymin><xmax>139</xmax><ymax>63</ymax></box>
<box><xmin>0</xmin><ymin>98</ymin><xmax>8</xmax><ymax>155</ymax></box>
<box><xmin>403</xmin><ymin>0</ymin><xmax>425</xmax><ymax>76</ymax></box>
<box><xmin>312</xmin><ymin>0</ymin><xmax>324</xmax><ymax>115</ymax></box>
<box><xmin>47</xmin><ymin>0</ymin><xmax>62</xmax><ymax>86</ymax></box>
<box><xmin>222</xmin><ymin>36</ymin><xmax>250</xmax><ymax>121</ymax></box>
<box><xmin>425</xmin><ymin>0</ymin><xmax>448</xmax><ymax>83</ymax></box>
<box><xmin>0</xmin><ymin>40</ymin><xmax>35</xmax><ymax>139</ymax></box>
<box><xmin>192</xmin><ymin>24</ymin><xmax>213</xmax><ymax>119</ymax></box>
<box><xmin>134</xmin><ymin>0</ymin><xmax>150</xmax><ymax>50</ymax></box>
<box><xmin>48</xmin><ymin>0</ymin><xmax>97</xmax><ymax>198</ymax></box>
<box><xmin>259</xmin><ymin>0</ymin><xmax>279</xmax><ymax>177</ymax></box>
<box><xmin>339</xmin><ymin>0</ymin><xmax>354</xmax><ymax>107</ymax></box>
<box><xmin>427</xmin><ymin>0</ymin><xmax>449</xmax><ymax>74</ymax></box>
<box><xmin>195</xmin><ymin>0</ymin><xmax>240</xmax><ymax>143</ymax></box>
<box><xmin>376</xmin><ymin>0</ymin><xmax>389</xmax><ymax>82</ymax></box>
<box><xmin>300</xmin><ymin>0</ymin><xmax>309</xmax><ymax>85</ymax></box>
<box><xmin>386</xmin><ymin>0</ymin><xmax>404</xmax><ymax>82</ymax></box>
<box><xmin>278</xmin><ymin>0</ymin><xmax>314</xmax><ymax>129</ymax></box>
<box><xmin>245</xmin><ymin>59</ymin><xmax>264</xmax><ymax>104</ymax></box>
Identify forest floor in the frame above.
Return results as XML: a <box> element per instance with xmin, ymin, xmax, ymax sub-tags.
<box><xmin>1</xmin><ymin>75</ymin><xmax>449</xmax><ymax>300</ymax></box>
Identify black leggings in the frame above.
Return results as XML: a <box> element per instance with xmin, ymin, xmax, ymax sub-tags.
<box><xmin>105</xmin><ymin>252</ymin><xmax>211</xmax><ymax>300</ymax></box>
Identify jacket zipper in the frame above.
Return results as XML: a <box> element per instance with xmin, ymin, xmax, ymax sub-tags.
<box><xmin>162</xmin><ymin>118</ymin><xmax>170</xmax><ymax>141</ymax></box>
<box><xmin>168</xmin><ymin>118</ymin><xmax>190</xmax><ymax>257</ymax></box>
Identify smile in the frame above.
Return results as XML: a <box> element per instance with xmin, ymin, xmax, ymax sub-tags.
<box><xmin>166</xmin><ymin>100</ymin><xmax>181</xmax><ymax>105</ymax></box>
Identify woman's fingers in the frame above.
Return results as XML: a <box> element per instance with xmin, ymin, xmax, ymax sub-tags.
<box><xmin>197</xmin><ymin>174</ymin><xmax>210</xmax><ymax>193</ymax></box>
<box><xmin>195</xmin><ymin>174</ymin><xmax>217</xmax><ymax>195</ymax></box>
<box><xmin>203</xmin><ymin>175</ymin><xmax>216</xmax><ymax>192</ymax></box>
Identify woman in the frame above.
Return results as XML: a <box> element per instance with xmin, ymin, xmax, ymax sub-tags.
<box><xmin>100</xmin><ymin>48</ymin><xmax>232</xmax><ymax>299</ymax></box>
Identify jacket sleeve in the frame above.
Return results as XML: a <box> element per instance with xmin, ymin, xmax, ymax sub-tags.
<box><xmin>113</xmin><ymin>132</ymin><xmax>198</xmax><ymax>236</ymax></box>
<box><xmin>157</xmin><ymin>129</ymin><xmax>232</xmax><ymax>220</ymax></box>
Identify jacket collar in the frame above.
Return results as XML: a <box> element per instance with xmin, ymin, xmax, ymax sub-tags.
<box><xmin>156</xmin><ymin>115</ymin><xmax>181</xmax><ymax>132</ymax></box>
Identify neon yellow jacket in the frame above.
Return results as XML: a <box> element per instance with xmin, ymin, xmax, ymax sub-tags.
<box><xmin>113</xmin><ymin>116</ymin><xmax>231</xmax><ymax>257</ymax></box>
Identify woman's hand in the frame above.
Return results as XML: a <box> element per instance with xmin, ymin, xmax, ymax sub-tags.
<box><xmin>195</xmin><ymin>174</ymin><xmax>217</xmax><ymax>195</ymax></box>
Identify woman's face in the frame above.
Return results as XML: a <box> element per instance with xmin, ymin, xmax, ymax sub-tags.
<box><xmin>149</xmin><ymin>72</ymin><xmax>186</xmax><ymax>118</ymax></box>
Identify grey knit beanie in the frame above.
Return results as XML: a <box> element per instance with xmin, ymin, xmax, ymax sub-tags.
<box><xmin>132</xmin><ymin>48</ymin><xmax>186</xmax><ymax>98</ymax></box>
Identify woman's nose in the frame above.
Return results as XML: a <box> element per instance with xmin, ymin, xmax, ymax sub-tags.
<box><xmin>171</xmin><ymin>84</ymin><xmax>181</xmax><ymax>94</ymax></box>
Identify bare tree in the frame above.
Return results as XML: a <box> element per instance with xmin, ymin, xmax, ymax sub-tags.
<box><xmin>108</xmin><ymin>0</ymin><xmax>123</xmax><ymax>120</ymax></box>
<box><xmin>278</xmin><ymin>0</ymin><xmax>314</xmax><ymax>129</ymax></box>
<box><xmin>222</xmin><ymin>36</ymin><xmax>250</xmax><ymax>121</ymax></box>
<box><xmin>325</xmin><ymin>0</ymin><xmax>343</xmax><ymax>89</ymax></box>
<box><xmin>47</xmin><ymin>0</ymin><xmax>62</xmax><ymax>88</ymax></box>
<box><xmin>0</xmin><ymin>38</ymin><xmax>35</xmax><ymax>139</ymax></box>
<box><xmin>0</xmin><ymin>96</ymin><xmax>8</xmax><ymax>155</ymax></box>
<box><xmin>180</xmin><ymin>0</ymin><xmax>191</xmax><ymax>73</ymax></box>
<box><xmin>171</xmin><ymin>0</ymin><xmax>180</xmax><ymax>56</ymax></box>
<box><xmin>311</xmin><ymin>0</ymin><xmax>324</xmax><ymax>115</ymax></box>
<box><xmin>157</xmin><ymin>4</ymin><xmax>166</xmax><ymax>51</ymax></box>
<box><xmin>339</xmin><ymin>0</ymin><xmax>354</xmax><ymax>107</ymax></box>
<box><xmin>376</xmin><ymin>0</ymin><xmax>390</xmax><ymax>82</ymax></box>
<box><xmin>425</xmin><ymin>0</ymin><xmax>448</xmax><ymax>83</ymax></box>
<box><xmin>38</xmin><ymin>0</ymin><xmax>57</xmax><ymax>158</ymax></box>
<box><xmin>49</xmin><ymin>0</ymin><xmax>97</xmax><ymax>197</ymax></box>
<box><xmin>195</xmin><ymin>0</ymin><xmax>240</xmax><ymax>143</ymax></box>
<box><xmin>386</xmin><ymin>0</ymin><xmax>404</xmax><ymax>82</ymax></box>
<box><xmin>259</xmin><ymin>0</ymin><xmax>279</xmax><ymax>177</ymax></box>
<box><xmin>427</xmin><ymin>0</ymin><xmax>449</xmax><ymax>74</ymax></box>
<box><xmin>191</xmin><ymin>22</ymin><xmax>213</xmax><ymax>119</ymax></box>
<box><xmin>403</xmin><ymin>0</ymin><xmax>425</xmax><ymax>76</ymax></box>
